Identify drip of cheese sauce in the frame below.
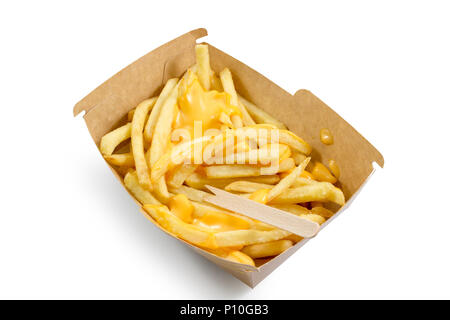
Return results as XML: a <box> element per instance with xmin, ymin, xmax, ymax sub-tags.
<box><xmin>320</xmin><ymin>128</ymin><xmax>333</xmax><ymax>145</ymax></box>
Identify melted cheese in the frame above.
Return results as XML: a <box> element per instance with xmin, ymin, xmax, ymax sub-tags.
<box><xmin>249</xmin><ymin>188</ymin><xmax>270</xmax><ymax>204</ymax></box>
<box><xmin>176</xmin><ymin>78</ymin><xmax>241</xmax><ymax>135</ymax></box>
<box><xmin>193</xmin><ymin>210</ymin><xmax>250</xmax><ymax>232</ymax></box>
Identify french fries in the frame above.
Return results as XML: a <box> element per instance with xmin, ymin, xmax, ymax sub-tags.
<box><xmin>215</xmin><ymin>229</ymin><xmax>291</xmax><ymax>247</ymax></box>
<box><xmin>266</xmin><ymin>157</ymin><xmax>310</xmax><ymax>202</ymax></box>
<box><xmin>124</xmin><ymin>171</ymin><xmax>160</xmax><ymax>205</ymax></box>
<box><xmin>220</xmin><ymin>68</ymin><xmax>239</xmax><ymax>107</ymax></box>
<box><xmin>195</xmin><ymin>44</ymin><xmax>212</xmax><ymax>91</ymax></box>
<box><xmin>269</xmin><ymin>183</ymin><xmax>345</xmax><ymax>205</ymax></box>
<box><xmin>185</xmin><ymin>172</ymin><xmax>280</xmax><ymax>190</ymax></box>
<box><xmin>205</xmin><ymin>158</ymin><xmax>295</xmax><ymax>179</ymax></box>
<box><xmin>167</xmin><ymin>164</ymin><xmax>198</xmax><ymax>188</ymax></box>
<box><xmin>144</xmin><ymin>78</ymin><xmax>178</xmax><ymax>142</ymax></box>
<box><xmin>292</xmin><ymin>151</ymin><xmax>307</xmax><ymax>165</ymax></box>
<box><xmin>168</xmin><ymin>185</ymin><xmax>210</xmax><ymax>202</ymax></box>
<box><xmin>144</xmin><ymin>204</ymin><xmax>217</xmax><ymax>249</ymax></box>
<box><xmin>100</xmin><ymin>123</ymin><xmax>131</xmax><ymax>156</ymax></box>
<box><xmin>100</xmin><ymin>43</ymin><xmax>346</xmax><ymax>266</ymax></box>
<box><xmin>238</xmin><ymin>95</ymin><xmax>287</xmax><ymax>130</ymax></box>
<box><xmin>242</xmin><ymin>240</ymin><xmax>293</xmax><ymax>258</ymax></box>
<box><xmin>104</xmin><ymin>153</ymin><xmax>135</xmax><ymax>167</ymax></box>
<box><xmin>131</xmin><ymin>98</ymin><xmax>157</xmax><ymax>189</ymax></box>
<box><xmin>208</xmin><ymin>248</ymin><xmax>255</xmax><ymax>266</ymax></box>
<box><xmin>149</xmin><ymin>82</ymin><xmax>179</xmax><ymax>202</ymax></box>
<box><xmin>225</xmin><ymin>181</ymin><xmax>273</xmax><ymax>193</ymax></box>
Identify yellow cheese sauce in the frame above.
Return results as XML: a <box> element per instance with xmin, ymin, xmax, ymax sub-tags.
<box><xmin>320</xmin><ymin>128</ymin><xmax>333</xmax><ymax>145</ymax></box>
<box><xmin>248</xmin><ymin>188</ymin><xmax>270</xmax><ymax>204</ymax></box>
<box><xmin>193</xmin><ymin>211</ymin><xmax>250</xmax><ymax>232</ymax></box>
<box><xmin>175</xmin><ymin>78</ymin><xmax>241</xmax><ymax>135</ymax></box>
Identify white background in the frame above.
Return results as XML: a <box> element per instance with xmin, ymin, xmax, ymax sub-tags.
<box><xmin>1</xmin><ymin>0</ymin><xmax>449</xmax><ymax>299</ymax></box>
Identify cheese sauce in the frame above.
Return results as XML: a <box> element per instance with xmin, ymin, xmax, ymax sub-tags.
<box><xmin>320</xmin><ymin>128</ymin><xmax>333</xmax><ymax>145</ymax></box>
<box><xmin>176</xmin><ymin>78</ymin><xmax>241</xmax><ymax>135</ymax></box>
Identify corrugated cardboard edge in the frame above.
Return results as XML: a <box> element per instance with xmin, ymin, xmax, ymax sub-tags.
<box><xmin>74</xmin><ymin>28</ymin><xmax>384</xmax><ymax>288</ymax></box>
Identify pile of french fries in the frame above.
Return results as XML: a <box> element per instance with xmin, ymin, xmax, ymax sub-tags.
<box><xmin>99</xmin><ymin>44</ymin><xmax>345</xmax><ymax>267</ymax></box>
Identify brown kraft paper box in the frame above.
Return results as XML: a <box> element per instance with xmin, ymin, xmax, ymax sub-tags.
<box><xmin>73</xmin><ymin>28</ymin><xmax>384</xmax><ymax>288</ymax></box>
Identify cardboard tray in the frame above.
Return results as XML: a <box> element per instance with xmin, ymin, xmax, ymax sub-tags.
<box><xmin>73</xmin><ymin>28</ymin><xmax>384</xmax><ymax>288</ymax></box>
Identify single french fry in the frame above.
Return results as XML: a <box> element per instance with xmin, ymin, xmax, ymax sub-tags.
<box><xmin>104</xmin><ymin>153</ymin><xmax>134</xmax><ymax>167</ymax></box>
<box><xmin>167</xmin><ymin>164</ymin><xmax>198</xmax><ymax>188</ymax></box>
<box><xmin>241</xmin><ymin>240</ymin><xmax>293</xmax><ymax>258</ymax></box>
<box><xmin>266</xmin><ymin>157</ymin><xmax>310</xmax><ymax>202</ymax></box>
<box><xmin>150</xmin><ymin>84</ymin><xmax>179</xmax><ymax>166</ymax></box>
<box><xmin>143</xmin><ymin>78</ymin><xmax>178</xmax><ymax>142</ymax></box>
<box><xmin>210</xmin><ymin>74</ymin><xmax>223</xmax><ymax>91</ymax></box>
<box><xmin>205</xmin><ymin>158</ymin><xmax>294</xmax><ymax>179</ymax></box>
<box><xmin>206</xmin><ymin>145</ymin><xmax>285</xmax><ymax>165</ymax></box>
<box><xmin>208</xmin><ymin>248</ymin><xmax>255</xmax><ymax>266</ymax></box>
<box><xmin>191</xmin><ymin>200</ymin><xmax>231</xmax><ymax>218</ymax></box>
<box><xmin>100</xmin><ymin>123</ymin><xmax>131</xmax><ymax>156</ymax></box>
<box><xmin>270</xmin><ymin>204</ymin><xmax>310</xmax><ymax>216</ymax></box>
<box><xmin>149</xmin><ymin>82</ymin><xmax>179</xmax><ymax>201</ymax></box>
<box><xmin>151</xmin><ymin>152</ymin><xmax>172</xmax><ymax>183</ymax></box>
<box><xmin>225</xmin><ymin>181</ymin><xmax>273</xmax><ymax>193</ymax></box>
<box><xmin>185</xmin><ymin>172</ymin><xmax>280</xmax><ymax>190</ymax></box>
<box><xmin>276</xmin><ymin>157</ymin><xmax>296</xmax><ymax>172</ymax></box>
<box><xmin>143</xmin><ymin>204</ymin><xmax>217</xmax><ymax>249</ymax></box>
<box><xmin>124</xmin><ymin>171</ymin><xmax>160</xmax><ymax>205</ymax></box>
<box><xmin>204</xmin><ymin>164</ymin><xmax>260</xmax><ymax>179</ymax></box>
<box><xmin>292</xmin><ymin>151</ymin><xmax>307</xmax><ymax>166</ymax></box>
<box><xmin>238</xmin><ymin>95</ymin><xmax>287</xmax><ymax>129</ymax></box>
<box><xmin>195</xmin><ymin>44</ymin><xmax>211</xmax><ymax>91</ymax></box>
<box><xmin>269</xmin><ymin>182</ymin><xmax>345</xmax><ymax>206</ymax></box>
<box><xmin>215</xmin><ymin>228</ymin><xmax>291</xmax><ymax>248</ymax></box>
<box><xmin>219</xmin><ymin>68</ymin><xmax>254</xmax><ymax>126</ymax></box>
<box><xmin>301</xmin><ymin>213</ymin><xmax>326</xmax><ymax>225</ymax></box>
<box><xmin>168</xmin><ymin>185</ymin><xmax>210</xmax><ymax>203</ymax></box>
<box><xmin>153</xmin><ymin>177</ymin><xmax>170</xmax><ymax>204</ymax></box>
<box><xmin>220</xmin><ymin>68</ymin><xmax>239</xmax><ymax>106</ymax></box>
<box><xmin>291</xmin><ymin>177</ymin><xmax>316</xmax><ymax>187</ymax></box>
<box><xmin>311</xmin><ymin>206</ymin><xmax>334</xmax><ymax>218</ymax></box>
<box><xmin>131</xmin><ymin>97</ymin><xmax>157</xmax><ymax>189</ymax></box>
<box><xmin>178</xmin><ymin>68</ymin><xmax>198</xmax><ymax>98</ymax></box>
<box><xmin>231</xmin><ymin>114</ymin><xmax>243</xmax><ymax>128</ymax></box>
<box><xmin>238</xmin><ymin>100</ymin><xmax>256</xmax><ymax>126</ymax></box>
<box><xmin>270</xmin><ymin>204</ymin><xmax>326</xmax><ymax>224</ymax></box>
<box><xmin>236</xmin><ymin>127</ymin><xmax>311</xmax><ymax>155</ymax></box>
<box><xmin>224</xmin><ymin>251</ymin><xmax>255</xmax><ymax>266</ymax></box>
